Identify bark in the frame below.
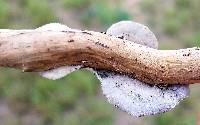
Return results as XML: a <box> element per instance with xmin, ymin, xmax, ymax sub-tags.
<box><xmin>0</xmin><ymin>29</ymin><xmax>199</xmax><ymax>84</ymax></box>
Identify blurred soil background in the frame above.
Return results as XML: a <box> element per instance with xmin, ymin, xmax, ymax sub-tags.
<box><xmin>0</xmin><ymin>0</ymin><xmax>200</xmax><ymax>125</ymax></box>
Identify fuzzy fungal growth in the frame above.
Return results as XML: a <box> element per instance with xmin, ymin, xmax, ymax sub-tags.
<box><xmin>38</xmin><ymin>22</ymin><xmax>189</xmax><ymax>117</ymax></box>
<box><xmin>101</xmin><ymin>75</ymin><xmax>189</xmax><ymax>117</ymax></box>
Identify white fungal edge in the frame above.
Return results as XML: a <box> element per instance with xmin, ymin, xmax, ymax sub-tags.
<box><xmin>84</xmin><ymin>68</ymin><xmax>189</xmax><ymax>117</ymax></box>
<box><xmin>35</xmin><ymin>23</ymin><xmax>71</xmax><ymax>31</ymax></box>
<box><xmin>101</xmin><ymin>74</ymin><xmax>189</xmax><ymax>117</ymax></box>
<box><xmin>39</xmin><ymin>66</ymin><xmax>82</xmax><ymax>80</ymax></box>
<box><xmin>106</xmin><ymin>21</ymin><xmax>158</xmax><ymax>49</ymax></box>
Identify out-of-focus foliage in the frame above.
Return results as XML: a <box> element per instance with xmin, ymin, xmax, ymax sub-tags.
<box><xmin>23</xmin><ymin>0</ymin><xmax>57</xmax><ymax>27</ymax></box>
<box><xmin>0</xmin><ymin>0</ymin><xmax>200</xmax><ymax>125</ymax></box>
<box><xmin>0</xmin><ymin>69</ymin><xmax>113</xmax><ymax>125</ymax></box>
<box><xmin>154</xmin><ymin>100</ymin><xmax>196</xmax><ymax>125</ymax></box>
<box><xmin>140</xmin><ymin>0</ymin><xmax>200</xmax><ymax>48</ymax></box>
<box><xmin>63</xmin><ymin>0</ymin><xmax>131</xmax><ymax>28</ymax></box>
<box><xmin>0</xmin><ymin>0</ymin><xmax>10</xmax><ymax>28</ymax></box>
<box><xmin>63</xmin><ymin>0</ymin><xmax>91</xmax><ymax>9</ymax></box>
<box><xmin>82</xmin><ymin>3</ymin><xmax>130</xmax><ymax>27</ymax></box>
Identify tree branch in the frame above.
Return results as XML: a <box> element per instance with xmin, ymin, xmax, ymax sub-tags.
<box><xmin>0</xmin><ymin>29</ymin><xmax>199</xmax><ymax>84</ymax></box>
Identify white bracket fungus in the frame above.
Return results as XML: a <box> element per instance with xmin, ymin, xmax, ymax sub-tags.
<box><xmin>101</xmin><ymin>74</ymin><xmax>189</xmax><ymax>117</ymax></box>
<box><xmin>38</xmin><ymin>21</ymin><xmax>189</xmax><ymax>117</ymax></box>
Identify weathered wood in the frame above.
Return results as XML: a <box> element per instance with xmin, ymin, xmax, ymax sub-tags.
<box><xmin>0</xmin><ymin>29</ymin><xmax>199</xmax><ymax>84</ymax></box>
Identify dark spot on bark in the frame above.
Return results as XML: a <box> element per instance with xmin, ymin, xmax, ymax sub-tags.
<box><xmin>144</xmin><ymin>66</ymin><xmax>148</xmax><ymax>69</ymax></box>
<box><xmin>135</xmin><ymin>58</ymin><xmax>138</xmax><ymax>62</ymax></box>
<box><xmin>82</xmin><ymin>31</ymin><xmax>92</xmax><ymax>35</ymax></box>
<box><xmin>95</xmin><ymin>42</ymin><xmax>109</xmax><ymax>48</ymax></box>
<box><xmin>68</xmin><ymin>39</ymin><xmax>74</xmax><ymax>42</ymax></box>
<box><xmin>62</xmin><ymin>30</ymin><xmax>75</xmax><ymax>33</ymax></box>
<box><xmin>19</xmin><ymin>32</ymin><xmax>25</xmax><ymax>35</ymax></box>
<box><xmin>129</xmin><ymin>72</ymin><xmax>136</xmax><ymax>78</ymax></box>
<box><xmin>100</xmin><ymin>32</ymin><xmax>106</xmax><ymax>34</ymax></box>
<box><xmin>161</xmin><ymin>66</ymin><xmax>164</xmax><ymax>68</ymax></box>
<box><xmin>86</xmin><ymin>46</ymin><xmax>92</xmax><ymax>50</ymax></box>
<box><xmin>195</xmin><ymin>47</ymin><xmax>200</xmax><ymax>50</ymax></box>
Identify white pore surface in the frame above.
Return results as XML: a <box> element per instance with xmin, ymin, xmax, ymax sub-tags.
<box><xmin>39</xmin><ymin>66</ymin><xmax>81</xmax><ymax>80</ymax></box>
<box><xmin>101</xmin><ymin>75</ymin><xmax>189</xmax><ymax>117</ymax></box>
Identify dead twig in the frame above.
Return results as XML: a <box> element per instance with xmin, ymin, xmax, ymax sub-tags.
<box><xmin>0</xmin><ymin>29</ymin><xmax>199</xmax><ymax>84</ymax></box>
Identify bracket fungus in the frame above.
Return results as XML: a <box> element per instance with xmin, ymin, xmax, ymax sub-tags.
<box><xmin>37</xmin><ymin>21</ymin><xmax>189</xmax><ymax>117</ymax></box>
<box><xmin>101</xmin><ymin>21</ymin><xmax>189</xmax><ymax>117</ymax></box>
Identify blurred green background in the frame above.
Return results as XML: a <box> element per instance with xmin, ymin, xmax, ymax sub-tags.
<box><xmin>0</xmin><ymin>0</ymin><xmax>200</xmax><ymax>125</ymax></box>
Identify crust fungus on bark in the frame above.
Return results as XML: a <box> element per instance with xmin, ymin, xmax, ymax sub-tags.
<box><xmin>0</xmin><ymin>29</ymin><xmax>199</xmax><ymax>85</ymax></box>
